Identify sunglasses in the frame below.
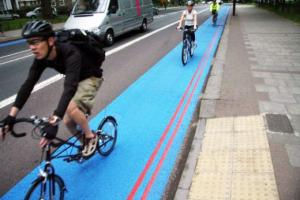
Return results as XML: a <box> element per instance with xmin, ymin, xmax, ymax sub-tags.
<box><xmin>27</xmin><ymin>38</ymin><xmax>45</xmax><ymax>45</ymax></box>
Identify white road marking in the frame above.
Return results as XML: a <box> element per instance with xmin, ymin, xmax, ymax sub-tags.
<box><xmin>0</xmin><ymin>49</ymin><xmax>31</xmax><ymax>59</ymax></box>
<box><xmin>0</xmin><ymin>8</ymin><xmax>209</xmax><ymax>109</ymax></box>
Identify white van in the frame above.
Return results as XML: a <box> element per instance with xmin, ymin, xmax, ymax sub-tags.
<box><xmin>64</xmin><ymin>0</ymin><xmax>154</xmax><ymax>45</ymax></box>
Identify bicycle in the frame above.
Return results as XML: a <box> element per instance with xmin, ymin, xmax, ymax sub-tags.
<box><xmin>179</xmin><ymin>27</ymin><xmax>196</xmax><ymax>65</ymax></box>
<box><xmin>0</xmin><ymin>115</ymin><xmax>117</xmax><ymax>200</ymax></box>
<box><xmin>212</xmin><ymin>11</ymin><xmax>218</xmax><ymax>26</ymax></box>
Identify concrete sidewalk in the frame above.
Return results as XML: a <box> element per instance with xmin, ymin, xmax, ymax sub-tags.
<box><xmin>175</xmin><ymin>5</ymin><xmax>300</xmax><ymax>200</ymax></box>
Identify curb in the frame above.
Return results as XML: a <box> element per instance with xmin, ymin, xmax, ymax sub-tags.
<box><xmin>172</xmin><ymin>7</ymin><xmax>232</xmax><ymax>200</ymax></box>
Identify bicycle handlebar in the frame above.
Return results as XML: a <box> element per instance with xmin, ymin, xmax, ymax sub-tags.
<box><xmin>0</xmin><ymin>116</ymin><xmax>49</xmax><ymax>138</ymax></box>
<box><xmin>177</xmin><ymin>27</ymin><xmax>197</xmax><ymax>32</ymax></box>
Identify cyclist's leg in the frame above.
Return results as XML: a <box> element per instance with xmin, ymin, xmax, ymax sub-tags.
<box><xmin>67</xmin><ymin>77</ymin><xmax>103</xmax><ymax>138</ymax></box>
<box><xmin>64</xmin><ymin>115</ymin><xmax>77</xmax><ymax>135</ymax></box>
<box><xmin>183</xmin><ymin>27</ymin><xmax>187</xmax><ymax>41</ymax></box>
<box><xmin>63</xmin><ymin>115</ymin><xmax>84</xmax><ymax>143</ymax></box>
<box><xmin>66</xmin><ymin>77</ymin><xmax>103</xmax><ymax>155</ymax></box>
<box><xmin>191</xmin><ymin>31</ymin><xmax>195</xmax><ymax>42</ymax></box>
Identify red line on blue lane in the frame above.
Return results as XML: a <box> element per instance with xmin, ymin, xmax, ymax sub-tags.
<box><xmin>128</xmin><ymin>25</ymin><xmax>222</xmax><ymax>199</ymax></box>
<box><xmin>127</xmin><ymin>41</ymin><xmax>205</xmax><ymax>200</ymax></box>
<box><xmin>141</xmin><ymin>28</ymin><xmax>222</xmax><ymax>199</ymax></box>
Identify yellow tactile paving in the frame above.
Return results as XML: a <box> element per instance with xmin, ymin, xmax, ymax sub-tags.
<box><xmin>231</xmin><ymin>173</ymin><xmax>279</xmax><ymax>200</ymax></box>
<box><xmin>202</xmin><ymin>134</ymin><xmax>233</xmax><ymax>151</ymax></box>
<box><xmin>188</xmin><ymin>115</ymin><xmax>279</xmax><ymax>200</ymax></box>
<box><xmin>234</xmin><ymin>131</ymin><xmax>269</xmax><ymax>150</ymax></box>
<box><xmin>233</xmin><ymin>150</ymin><xmax>274</xmax><ymax>173</ymax></box>
<box><xmin>234</xmin><ymin>115</ymin><xmax>265</xmax><ymax>132</ymax></box>
<box><xmin>195</xmin><ymin>150</ymin><xmax>232</xmax><ymax>173</ymax></box>
<box><xmin>205</xmin><ymin>117</ymin><xmax>234</xmax><ymax>132</ymax></box>
<box><xmin>189</xmin><ymin>172</ymin><xmax>231</xmax><ymax>200</ymax></box>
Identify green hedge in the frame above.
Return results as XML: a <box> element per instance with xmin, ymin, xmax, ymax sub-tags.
<box><xmin>258</xmin><ymin>2</ymin><xmax>300</xmax><ymax>24</ymax></box>
<box><xmin>0</xmin><ymin>15</ymin><xmax>68</xmax><ymax>32</ymax></box>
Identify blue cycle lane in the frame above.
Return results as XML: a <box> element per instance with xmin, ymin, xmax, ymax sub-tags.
<box><xmin>2</xmin><ymin>6</ymin><xmax>230</xmax><ymax>200</ymax></box>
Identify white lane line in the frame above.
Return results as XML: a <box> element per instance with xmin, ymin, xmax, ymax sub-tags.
<box><xmin>0</xmin><ymin>54</ymin><xmax>33</xmax><ymax>65</ymax></box>
<box><xmin>0</xmin><ymin>75</ymin><xmax>64</xmax><ymax>109</ymax></box>
<box><xmin>0</xmin><ymin>49</ymin><xmax>31</xmax><ymax>59</ymax></box>
<box><xmin>0</xmin><ymin>8</ymin><xmax>209</xmax><ymax>109</ymax></box>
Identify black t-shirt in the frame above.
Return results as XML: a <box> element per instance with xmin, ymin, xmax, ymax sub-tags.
<box><xmin>13</xmin><ymin>42</ymin><xmax>103</xmax><ymax>118</ymax></box>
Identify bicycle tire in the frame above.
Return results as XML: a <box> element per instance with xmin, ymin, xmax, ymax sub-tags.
<box><xmin>24</xmin><ymin>175</ymin><xmax>65</xmax><ymax>200</ymax></box>
<box><xmin>182</xmin><ymin>43</ymin><xmax>188</xmax><ymax>65</ymax></box>
<box><xmin>213</xmin><ymin>15</ymin><xmax>217</xmax><ymax>26</ymax></box>
<box><xmin>189</xmin><ymin>41</ymin><xmax>194</xmax><ymax>57</ymax></box>
<box><xmin>97</xmin><ymin>116</ymin><xmax>117</xmax><ymax>156</ymax></box>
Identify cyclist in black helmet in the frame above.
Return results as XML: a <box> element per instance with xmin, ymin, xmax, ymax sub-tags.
<box><xmin>0</xmin><ymin>20</ymin><xmax>104</xmax><ymax>157</ymax></box>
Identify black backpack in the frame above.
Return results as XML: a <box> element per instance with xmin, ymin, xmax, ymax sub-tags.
<box><xmin>56</xmin><ymin>29</ymin><xmax>105</xmax><ymax>66</ymax></box>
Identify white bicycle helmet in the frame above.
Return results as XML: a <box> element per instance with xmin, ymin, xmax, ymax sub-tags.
<box><xmin>186</xmin><ymin>0</ymin><xmax>194</xmax><ymax>6</ymax></box>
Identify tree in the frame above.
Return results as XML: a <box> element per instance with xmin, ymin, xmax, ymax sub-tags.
<box><xmin>10</xmin><ymin>0</ymin><xmax>18</xmax><ymax>12</ymax></box>
<box><xmin>41</xmin><ymin>0</ymin><xmax>53</xmax><ymax>19</ymax></box>
<box><xmin>65</xmin><ymin>0</ymin><xmax>73</xmax><ymax>13</ymax></box>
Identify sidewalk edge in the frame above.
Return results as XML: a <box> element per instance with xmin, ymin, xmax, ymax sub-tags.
<box><xmin>163</xmin><ymin>7</ymin><xmax>232</xmax><ymax>200</ymax></box>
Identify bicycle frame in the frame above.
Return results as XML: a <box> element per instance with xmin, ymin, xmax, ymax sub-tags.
<box><xmin>183</xmin><ymin>29</ymin><xmax>193</xmax><ymax>49</ymax></box>
<box><xmin>2</xmin><ymin>115</ymin><xmax>117</xmax><ymax>200</ymax></box>
<box><xmin>30</xmin><ymin>143</ymin><xmax>67</xmax><ymax>199</ymax></box>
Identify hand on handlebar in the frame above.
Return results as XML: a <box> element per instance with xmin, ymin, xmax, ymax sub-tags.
<box><xmin>0</xmin><ymin>115</ymin><xmax>16</xmax><ymax>141</ymax></box>
<box><xmin>39</xmin><ymin>115</ymin><xmax>60</xmax><ymax>147</ymax></box>
<box><xmin>41</xmin><ymin>123</ymin><xmax>58</xmax><ymax>140</ymax></box>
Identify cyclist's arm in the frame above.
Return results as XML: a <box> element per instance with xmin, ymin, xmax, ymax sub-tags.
<box><xmin>53</xmin><ymin>49</ymin><xmax>82</xmax><ymax>119</ymax></box>
<box><xmin>193</xmin><ymin>10</ymin><xmax>198</xmax><ymax>27</ymax></box>
<box><xmin>178</xmin><ymin>11</ymin><xmax>185</xmax><ymax>28</ymax></box>
<box><xmin>209</xmin><ymin>4</ymin><xmax>213</xmax><ymax>12</ymax></box>
<box><xmin>13</xmin><ymin>60</ymin><xmax>45</xmax><ymax>113</ymax></box>
<box><xmin>7</xmin><ymin>107</ymin><xmax>19</xmax><ymax>118</ymax></box>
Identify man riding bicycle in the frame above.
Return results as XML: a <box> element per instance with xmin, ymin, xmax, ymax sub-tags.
<box><xmin>177</xmin><ymin>0</ymin><xmax>198</xmax><ymax>47</ymax></box>
<box><xmin>0</xmin><ymin>20</ymin><xmax>104</xmax><ymax>157</ymax></box>
<box><xmin>210</xmin><ymin>0</ymin><xmax>220</xmax><ymax>24</ymax></box>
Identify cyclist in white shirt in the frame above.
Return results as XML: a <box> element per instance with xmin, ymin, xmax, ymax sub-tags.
<box><xmin>177</xmin><ymin>1</ymin><xmax>198</xmax><ymax>47</ymax></box>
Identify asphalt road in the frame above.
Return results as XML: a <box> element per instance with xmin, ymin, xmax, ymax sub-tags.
<box><xmin>0</xmin><ymin>5</ymin><xmax>211</xmax><ymax>196</ymax></box>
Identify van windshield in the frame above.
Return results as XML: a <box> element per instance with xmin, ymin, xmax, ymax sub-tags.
<box><xmin>73</xmin><ymin>0</ymin><xmax>107</xmax><ymax>14</ymax></box>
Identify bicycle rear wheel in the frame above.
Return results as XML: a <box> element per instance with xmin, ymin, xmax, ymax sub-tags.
<box><xmin>24</xmin><ymin>175</ymin><xmax>65</xmax><ymax>200</ymax></box>
<box><xmin>213</xmin><ymin>14</ymin><xmax>217</xmax><ymax>25</ymax></box>
<box><xmin>182</xmin><ymin>42</ymin><xmax>188</xmax><ymax>65</ymax></box>
<box><xmin>97</xmin><ymin>116</ymin><xmax>117</xmax><ymax>156</ymax></box>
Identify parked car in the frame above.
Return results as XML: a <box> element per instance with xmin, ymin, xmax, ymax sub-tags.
<box><xmin>0</xmin><ymin>10</ymin><xmax>20</xmax><ymax>20</ymax></box>
<box><xmin>26</xmin><ymin>7</ymin><xmax>57</xmax><ymax>18</ymax></box>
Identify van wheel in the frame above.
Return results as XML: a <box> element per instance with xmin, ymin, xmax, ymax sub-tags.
<box><xmin>140</xmin><ymin>20</ymin><xmax>147</xmax><ymax>32</ymax></box>
<box><xmin>104</xmin><ymin>30</ymin><xmax>114</xmax><ymax>46</ymax></box>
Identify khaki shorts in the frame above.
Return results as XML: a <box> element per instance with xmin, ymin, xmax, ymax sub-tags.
<box><xmin>72</xmin><ymin>76</ymin><xmax>103</xmax><ymax>115</ymax></box>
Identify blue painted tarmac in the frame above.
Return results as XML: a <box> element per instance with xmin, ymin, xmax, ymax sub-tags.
<box><xmin>2</xmin><ymin>6</ymin><xmax>230</xmax><ymax>200</ymax></box>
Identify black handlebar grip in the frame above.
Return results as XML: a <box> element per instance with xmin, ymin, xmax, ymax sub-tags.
<box><xmin>11</xmin><ymin>131</ymin><xmax>26</xmax><ymax>138</ymax></box>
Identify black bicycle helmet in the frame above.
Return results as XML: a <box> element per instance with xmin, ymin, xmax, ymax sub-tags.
<box><xmin>22</xmin><ymin>20</ymin><xmax>54</xmax><ymax>39</ymax></box>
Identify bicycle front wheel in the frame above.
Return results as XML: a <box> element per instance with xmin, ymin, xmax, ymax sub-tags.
<box><xmin>97</xmin><ymin>116</ymin><xmax>118</xmax><ymax>156</ymax></box>
<box><xmin>190</xmin><ymin>42</ymin><xmax>194</xmax><ymax>57</ymax></box>
<box><xmin>182</xmin><ymin>44</ymin><xmax>188</xmax><ymax>65</ymax></box>
<box><xmin>24</xmin><ymin>175</ymin><xmax>65</xmax><ymax>200</ymax></box>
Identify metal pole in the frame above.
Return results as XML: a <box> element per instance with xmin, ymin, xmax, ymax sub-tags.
<box><xmin>233</xmin><ymin>0</ymin><xmax>236</xmax><ymax>16</ymax></box>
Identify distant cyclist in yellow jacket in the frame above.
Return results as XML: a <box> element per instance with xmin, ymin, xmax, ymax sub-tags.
<box><xmin>210</xmin><ymin>0</ymin><xmax>220</xmax><ymax>25</ymax></box>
